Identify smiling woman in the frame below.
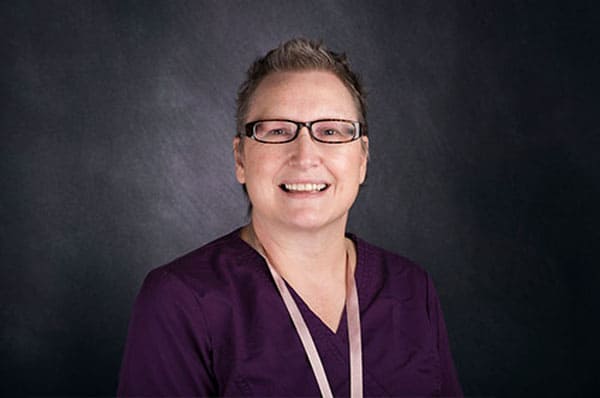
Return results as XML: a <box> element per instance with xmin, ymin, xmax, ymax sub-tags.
<box><xmin>234</xmin><ymin>70</ymin><xmax>367</xmax><ymax>234</ymax></box>
<box><xmin>117</xmin><ymin>38</ymin><xmax>462</xmax><ymax>397</ymax></box>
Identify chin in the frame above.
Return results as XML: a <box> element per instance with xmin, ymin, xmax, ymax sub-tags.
<box><xmin>280</xmin><ymin>210</ymin><xmax>347</xmax><ymax>232</ymax></box>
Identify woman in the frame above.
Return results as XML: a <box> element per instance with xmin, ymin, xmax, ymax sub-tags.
<box><xmin>118</xmin><ymin>38</ymin><xmax>462</xmax><ymax>397</ymax></box>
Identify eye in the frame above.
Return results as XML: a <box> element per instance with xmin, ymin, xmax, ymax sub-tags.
<box><xmin>253</xmin><ymin>121</ymin><xmax>296</xmax><ymax>141</ymax></box>
<box><xmin>268</xmin><ymin>128</ymin><xmax>289</xmax><ymax>136</ymax></box>
<box><xmin>313</xmin><ymin>121</ymin><xmax>356</xmax><ymax>142</ymax></box>
<box><xmin>322</xmin><ymin>128</ymin><xmax>340</xmax><ymax>136</ymax></box>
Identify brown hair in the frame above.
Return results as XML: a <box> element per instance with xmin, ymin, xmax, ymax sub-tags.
<box><xmin>235</xmin><ymin>38</ymin><xmax>368</xmax><ymax>137</ymax></box>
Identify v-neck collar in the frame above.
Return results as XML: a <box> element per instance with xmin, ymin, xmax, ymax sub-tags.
<box><xmin>287</xmin><ymin>281</ymin><xmax>349</xmax><ymax>337</ymax></box>
<box><xmin>233</xmin><ymin>229</ymin><xmax>367</xmax><ymax>339</ymax></box>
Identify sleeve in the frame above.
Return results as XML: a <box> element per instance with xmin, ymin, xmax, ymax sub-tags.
<box><xmin>426</xmin><ymin>274</ymin><xmax>463</xmax><ymax>397</ymax></box>
<box><xmin>117</xmin><ymin>268</ymin><xmax>217</xmax><ymax>397</ymax></box>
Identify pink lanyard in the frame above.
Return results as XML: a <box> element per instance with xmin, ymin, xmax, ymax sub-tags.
<box><xmin>258</xmin><ymin>246</ymin><xmax>364</xmax><ymax>398</ymax></box>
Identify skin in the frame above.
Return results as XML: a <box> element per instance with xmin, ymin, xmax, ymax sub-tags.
<box><xmin>233</xmin><ymin>70</ymin><xmax>368</xmax><ymax>331</ymax></box>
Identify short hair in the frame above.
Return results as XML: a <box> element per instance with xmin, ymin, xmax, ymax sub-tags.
<box><xmin>235</xmin><ymin>38</ymin><xmax>368</xmax><ymax>137</ymax></box>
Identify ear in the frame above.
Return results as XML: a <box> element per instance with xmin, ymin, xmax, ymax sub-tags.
<box><xmin>359</xmin><ymin>136</ymin><xmax>369</xmax><ymax>184</ymax></box>
<box><xmin>233</xmin><ymin>137</ymin><xmax>246</xmax><ymax>184</ymax></box>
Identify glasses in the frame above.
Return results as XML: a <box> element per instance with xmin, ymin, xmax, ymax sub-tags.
<box><xmin>244</xmin><ymin>119</ymin><xmax>363</xmax><ymax>144</ymax></box>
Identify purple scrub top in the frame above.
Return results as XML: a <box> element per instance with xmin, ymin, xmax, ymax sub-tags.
<box><xmin>118</xmin><ymin>229</ymin><xmax>462</xmax><ymax>396</ymax></box>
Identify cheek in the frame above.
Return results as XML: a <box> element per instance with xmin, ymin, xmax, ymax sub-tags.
<box><xmin>330</xmin><ymin>154</ymin><xmax>365</xmax><ymax>189</ymax></box>
<box><xmin>345</xmin><ymin>150</ymin><xmax>367</xmax><ymax>178</ymax></box>
<box><xmin>243</xmin><ymin>149</ymin><xmax>281</xmax><ymax>183</ymax></box>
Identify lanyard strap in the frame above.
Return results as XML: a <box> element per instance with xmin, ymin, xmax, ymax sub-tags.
<box><xmin>259</xmin><ymin>244</ymin><xmax>363</xmax><ymax>398</ymax></box>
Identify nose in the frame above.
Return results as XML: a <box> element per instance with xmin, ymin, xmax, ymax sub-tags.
<box><xmin>289</xmin><ymin>126</ymin><xmax>321</xmax><ymax>168</ymax></box>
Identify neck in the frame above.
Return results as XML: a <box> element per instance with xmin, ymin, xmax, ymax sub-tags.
<box><xmin>242</xmin><ymin>216</ymin><xmax>350</xmax><ymax>285</ymax></box>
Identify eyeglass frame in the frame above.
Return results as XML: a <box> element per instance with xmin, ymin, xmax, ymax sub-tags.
<box><xmin>243</xmin><ymin>118</ymin><xmax>365</xmax><ymax>144</ymax></box>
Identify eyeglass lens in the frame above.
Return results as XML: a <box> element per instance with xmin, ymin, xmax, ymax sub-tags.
<box><xmin>253</xmin><ymin>120</ymin><xmax>357</xmax><ymax>143</ymax></box>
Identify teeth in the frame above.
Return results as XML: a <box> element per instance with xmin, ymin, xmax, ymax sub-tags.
<box><xmin>284</xmin><ymin>183</ymin><xmax>327</xmax><ymax>192</ymax></box>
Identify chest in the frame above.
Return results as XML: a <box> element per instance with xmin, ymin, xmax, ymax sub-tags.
<box><xmin>205</xmin><ymin>291</ymin><xmax>442</xmax><ymax>396</ymax></box>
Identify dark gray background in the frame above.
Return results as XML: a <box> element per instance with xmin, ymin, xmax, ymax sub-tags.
<box><xmin>1</xmin><ymin>1</ymin><xmax>599</xmax><ymax>396</ymax></box>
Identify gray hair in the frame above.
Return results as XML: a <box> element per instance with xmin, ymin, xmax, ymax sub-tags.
<box><xmin>235</xmin><ymin>38</ymin><xmax>368</xmax><ymax>137</ymax></box>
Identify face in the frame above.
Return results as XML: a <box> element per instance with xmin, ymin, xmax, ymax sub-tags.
<box><xmin>234</xmin><ymin>70</ymin><xmax>368</xmax><ymax>231</ymax></box>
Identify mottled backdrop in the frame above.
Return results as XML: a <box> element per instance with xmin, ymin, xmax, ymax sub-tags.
<box><xmin>1</xmin><ymin>1</ymin><xmax>598</xmax><ymax>396</ymax></box>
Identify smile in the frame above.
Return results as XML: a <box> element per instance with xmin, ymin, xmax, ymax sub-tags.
<box><xmin>280</xmin><ymin>183</ymin><xmax>329</xmax><ymax>192</ymax></box>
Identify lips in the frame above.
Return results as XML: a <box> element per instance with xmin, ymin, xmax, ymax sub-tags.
<box><xmin>280</xmin><ymin>183</ymin><xmax>330</xmax><ymax>192</ymax></box>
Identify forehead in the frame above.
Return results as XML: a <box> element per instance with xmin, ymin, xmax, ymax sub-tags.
<box><xmin>246</xmin><ymin>70</ymin><xmax>359</xmax><ymax>121</ymax></box>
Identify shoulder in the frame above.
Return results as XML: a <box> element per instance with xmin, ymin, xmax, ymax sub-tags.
<box><xmin>350</xmin><ymin>234</ymin><xmax>438</xmax><ymax>310</ymax></box>
<box><xmin>119</xmin><ymin>233</ymin><xmax>256</xmax><ymax>396</ymax></box>
<box><xmin>142</xmin><ymin>228</ymin><xmax>258</xmax><ymax>297</ymax></box>
<box><xmin>349</xmin><ymin>235</ymin><xmax>462</xmax><ymax>396</ymax></box>
<box><xmin>352</xmin><ymin>234</ymin><xmax>431</xmax><ymax>284</ymax></box>
<box><xmin>130</xmin><ymin>228</ymin><xmax>263</xmax><ymax>343</ymax></box>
